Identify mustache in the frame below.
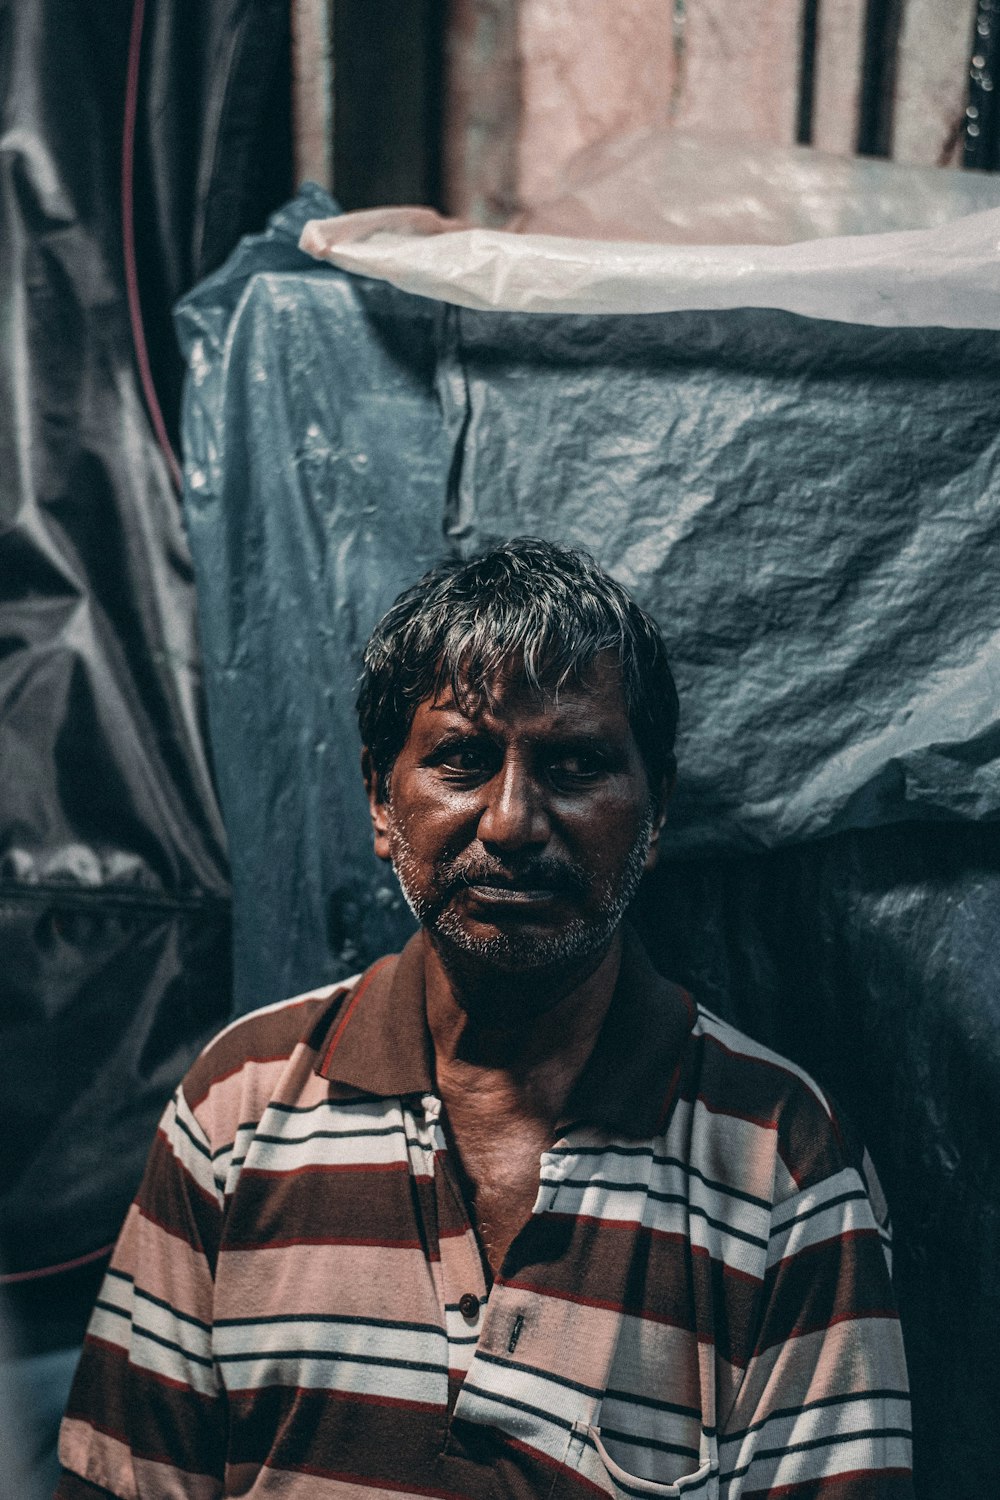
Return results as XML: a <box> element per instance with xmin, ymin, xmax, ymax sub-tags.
<box><xmin>442</xmin><ymin>854</ymin><xmax>588</xmax><ymax>896</ymax></box>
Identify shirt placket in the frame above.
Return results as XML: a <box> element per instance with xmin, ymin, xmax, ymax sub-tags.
<box><xmin>420</xmin><ymin>1092</ymin><xmax>491</xmax><ymax>1396</ymax></box>
<box><xmin>451</xmin><ymin>1135</ymin><xmax>635</xmax><ymax>1474</ymax></box>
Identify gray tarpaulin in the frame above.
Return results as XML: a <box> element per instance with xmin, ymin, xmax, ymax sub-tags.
<box><xmin>175</xmin><ymin>181</ymin><xmax>999</xmax><ymax>1498</ymax></box>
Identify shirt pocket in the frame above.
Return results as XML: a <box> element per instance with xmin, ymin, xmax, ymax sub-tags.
<box><xmin>588</xmin><ymin>1424</ymin><xmax>718</xmax><ymax>1500</ymax></box>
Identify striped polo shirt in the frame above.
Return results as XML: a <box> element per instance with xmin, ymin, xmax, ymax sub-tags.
<box><xmin>58</xmin><ymin>931</ymin><xmax>913</xmax><ymax>1499</ymax></box>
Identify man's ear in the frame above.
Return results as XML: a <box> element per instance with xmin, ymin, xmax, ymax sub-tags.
<box><xmin>642</xmin><ymin>770</ymin><xmax>675</xmax><ymax>874</ymax></box>
<box><xmin>361</xmin><ymin>748</ymin><xmax>392</xmax><ymax>862</ymax></box>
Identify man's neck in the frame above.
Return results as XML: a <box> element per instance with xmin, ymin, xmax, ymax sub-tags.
<box><xmin>422</xmin><ymin>929</ymin><xmax>625</xmax><ymax>1277</ymax></box>
<box><xmin>422</xmin><ymin>929</ymin><xmax>623</xmax><ymax>1117</ymax></box>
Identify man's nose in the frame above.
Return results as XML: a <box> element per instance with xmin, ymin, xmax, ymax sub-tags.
<box><xmin>477</xmin><ymin>761</ymin><xmax>550</xmax><ymax>851</ymax></box>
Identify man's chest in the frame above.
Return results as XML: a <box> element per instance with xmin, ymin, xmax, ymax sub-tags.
<box><xmin>437</xmin><ymin>1092</ymin><xmax>555</xmax><ymax>1278</ymax></box>
<box><xmin>210</xmin><ymin>1091</ymin><xmax>765</xmax><ymax>1496</ymax></box>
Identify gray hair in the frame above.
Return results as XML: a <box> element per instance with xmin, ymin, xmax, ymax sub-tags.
<box><xmin>357</xmin><ymin>537</ymin><xmax>679</xmax><ymax>792</ymax></box>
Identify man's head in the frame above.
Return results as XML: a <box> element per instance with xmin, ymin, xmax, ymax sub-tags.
<box><xmin>357</xmin><ymin>538</ymin><xmax>679</xmax><ymax>988</ymax></box>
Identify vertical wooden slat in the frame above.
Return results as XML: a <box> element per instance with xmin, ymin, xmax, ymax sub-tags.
<box><xmin>291</xmin><ymin>0</ymin><xmax>334</xmax><ymax>191</ymax></box>
<box><xmin>893</xmin><ymin>0</ymin><xmax>978</xmax><ymax>165</ymax></box>
<box><xmin>443</xmin><ymin>0</ymin><xmax>521</xmax><ymax>222</ymax></box>
<box><xmin>671</xmin><ymin>0</ymin><xmax>803</xmax><ymax>145</ymax></box>
<box><xmin>515</xmin><ymin>0</ymin><xmax>676</xmax><ymax>207</ymax></box>
<box><xmin>813</xmin><ymin>0</ymin><xmax>867</xmax><ymax>154</ymax></box>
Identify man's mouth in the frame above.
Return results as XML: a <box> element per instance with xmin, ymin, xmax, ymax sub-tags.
<box><xmin>463</xmin><ymin>881</ymin><xmax>560</xmax><ymax>905</ymax></box>
<box><xmin>449</xmin><ymin>862</ymin><xmax>584</xmax><ymax>909</ymax></box>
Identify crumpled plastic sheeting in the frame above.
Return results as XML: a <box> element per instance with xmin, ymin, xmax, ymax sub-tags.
<box><xmin>301</xmin><ymin>200</ymin><xmax>1000</xmax><ymax>327</ymax></box>
<box><xmin>0</xmin><ymin>0</ymin><xmax>251</xmax><ymax>1280</ymax></box>
<box><xmin>175</xmin><ymin>188</ymin><xmax>445</xmax><ymax>1009</ymax></box>
<box><xmin>637</xmin><ymin>823</ymin><xmax>1000</xmax><ymax>1500</ymax></box>
<box><xmin>178</xmin><ymin>185</ymin><xmax>1000</xmax><ymax>1495</ymax></box>
<box><xmin>178</xmin><ymin>179</ymin><xmax>1000</xmax><ymax>960</ymax></box>
<box><xmin>439</xmin><ymin>305</ymin><xmax>1000</xmax><ymax>854</ymax></box>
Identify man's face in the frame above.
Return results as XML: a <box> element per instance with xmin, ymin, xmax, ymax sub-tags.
<box><xmin>365</xmin><ymin>655</ymin><xmax>666</xmax><ymax>982</ymax></box>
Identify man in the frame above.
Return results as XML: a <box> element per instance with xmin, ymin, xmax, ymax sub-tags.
<box><xmin>57</xmin><ymin>539</ymin><xmax>913</xmax><ymax>1498</ymax></box>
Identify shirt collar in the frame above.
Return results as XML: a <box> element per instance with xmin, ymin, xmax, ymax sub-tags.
<box><xmin>315</xmin><ymin>927</ymin><xmax>695</xmax><ymax>1138</ymax></box>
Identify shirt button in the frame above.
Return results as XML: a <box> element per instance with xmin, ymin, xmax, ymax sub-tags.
<box><xmin>458</xmin><ymin>1292</ymin><xmax>480</xmax><ymax>1320</ymax></box>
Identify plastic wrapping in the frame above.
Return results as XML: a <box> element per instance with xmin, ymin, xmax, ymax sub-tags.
<box><xmin>301</xmin><ymin>150</ymin><xmax>1000</xmax><ymax>326</ymax></box>
<box><xmin>178</xmin><ymin>166</ymin><xmax>1000</xmax><ymax>1495</ymax></box>
<box><xmin>0</xmin><ymin>0</ymin><xmax>291</xmax><ymax>1295</ymax></box>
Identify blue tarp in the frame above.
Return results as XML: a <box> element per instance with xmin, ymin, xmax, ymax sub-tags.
<box><xmin>175</xmin><ymin>187</ymin><xmax>1000</xmax><ymax>1498</ymax></box>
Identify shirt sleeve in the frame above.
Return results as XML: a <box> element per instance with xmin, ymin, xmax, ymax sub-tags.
<box><xmin>718</xmin><ymin>1144</ymin><xmax>915</xmax><ymax>1498</ymax></box>
<box><xmin>56</xmin><ymin>1086</ymin><xmax>227</xmax><ymax>1500</ymax></box>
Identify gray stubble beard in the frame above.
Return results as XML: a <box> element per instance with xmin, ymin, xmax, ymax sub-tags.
<box><xmin>386</xmin><ymin>808</ymin><xmax>654</xmax><ymax>974</ymax></box>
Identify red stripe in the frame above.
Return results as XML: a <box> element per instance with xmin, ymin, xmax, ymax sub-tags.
<box><xmin>513</xmin><ymin>1211</ymin><xmax>763</xmax><ymax>1276</ymax></box>
<box><xmin>684</xmin><ymin>1090</ymin><xmax>781</xmax><ymax>1134</ymax></box>
<box><xmin>138</xmin><ymin>1201</ymin><xmax>216</xmax><ymax>1245</ymax></box>
<box><xmin>701</xmin><ymin>1029</ymin><xmax>830</xmax><ymax>1117</ymax></box>
<box><xmin>320</xmin><ymin>956</ymin><xmax>396</xmax><ymax>1073</ymax></box>
<box><xmin>438</xmin><ymin>1222</ymin><xmax>477</xmax><ymax>1240</ymax></box>
<box><xmin>221</xmin><ymin>1234</ymin><xmax>428</xmax><ymax>1251</ymax></box>
<box><xmin>257</xmin><ymin>1460</ymin><xmax>469</xmax><ymax>1498</ymax></box>
<box><xmin>757</xmin><ymin>1305</ymin><xmax>901</xmax><ymax>1353</ymax></box>
<box><xmin>743</xmin><ymin>1468</ymin><xmax>913</xmax><ymax>1497</ymax></box>
<box><xmin>504</xmin><ymin>1434</ymin><xmax>608</xmax><ymax>1492</ymax></box>
<box><xmin>153</xmin><ymin>1130</ymin><xmax>222</xmax><ymax>1208</ymax></box>
<box><xmin>82</xmin><ymin>1335</ymin><xmax>209</xmax><ymax>1397</ymax></box>
<box><xmin>656</xmin><ymin>1056</ymin><xmax>684</xmax><ymax>1133</ymax></box>
<box><xmin>236</xmin><ymin>1384</ymin><xmax>443</xmax><ymax>1416</ymax></box>
<box><xmin>768</xmin><ymin>1225</ymin><xmax>882</xmax><ymax>1268</ymax></box>
<box><xmin>239</xmin><ymin>1159</ymin><xmax>410</xmax><ymax>1179</ymax></box>
<box><xmin>500</xmin><ymin>1242</ymin><xmax>760</xmax><ymax>1316</ymax></box>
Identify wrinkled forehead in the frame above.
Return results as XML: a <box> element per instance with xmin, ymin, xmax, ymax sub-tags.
<box><xmin>429</xmin><ymin>647</ymin><xmax>627</xmax><ymax>722</ymax></box>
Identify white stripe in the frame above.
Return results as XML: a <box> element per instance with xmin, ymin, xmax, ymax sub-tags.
<box><xmin>767</xmin><ymin>1169</ymin><xmax>878</xmax><ymax>1267</ymax></box>
<box><xmin>695</xmin><ymin>1010</ymin><xmax>832</xmax><ymax>1117</ymax></box>
<box><xmin>203</xmin><ymin>976</ymin><xmax>359</xmax><ymax>1053</ymax></box>
<box><xmin>89</xmin><ymin>1301</ymin><xmax>219</xmax><ymax>1397</ymax></box>
<box><xmin>214</xmin><ymin>1317</ymin><xmax>446</xmax><ymax>1369</ymax></box>
<box><xmin>164</xmin><ymin>1093</ymin><xmax>222</xmax><ymax>1205</ymax></box>
<box><xmin>719</xmin><ymin>1392</ymin><xmax>911</xmax><ymax>1459</ymax></box>
<box><xmin>666</xmin><ymin>1098</ymin><xmax>784</xmax><ymax>1206</ymax></box>
<box><xmin>730</xmin><ymin>1428</ymin><xmax>912</xmax><ymax>1493</ymax></box>
<box><xmin>542</xmin><ymin>1178</ymin><xmax>766</xmax><ymax>1276</ymax></box>
<box><xmin>131</xmin><ymin>1290</ymin><xmax>214</xmax><ymax>1369</ymax></box>
<box><xmin>218</xmin><ymin>1350</ymin><xmax>447</xmax><ymax>1404</ymax></box>
<box><xmin>461</xmin><ymin>1353</ymin><xmax>595</xmax><ymax>1435</ymax></box>
<box><xmin>547</xmin><ymin>1151</ymin><xmax>772</xmax><ymax>1242</ymax></box>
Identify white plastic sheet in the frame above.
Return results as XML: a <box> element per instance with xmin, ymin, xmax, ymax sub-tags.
<box><xmin>299</xmin><ymin>132</ymin><xmax>1000</xmax><ymax>329</ymax></box>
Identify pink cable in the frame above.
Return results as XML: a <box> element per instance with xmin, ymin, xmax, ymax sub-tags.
<box><xmin>0</xmin><ymin>1243</ymin><xmax>114</xmax><ymax>1286</ymax></box>
<box><xmin>122</xmin><ymin>0</ymin><xmax>184</xmax><ymax>492</ymax></box>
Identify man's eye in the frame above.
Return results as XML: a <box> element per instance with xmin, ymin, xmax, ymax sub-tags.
<box><xmin>548</xmin><ymin>755</ymin><xmax>604</xmax><ymax>786</ymax></box>
<box><xmin>438</xmin><ymin>746</ymin><xmax>491</xmax><ymax>775</ymax></box>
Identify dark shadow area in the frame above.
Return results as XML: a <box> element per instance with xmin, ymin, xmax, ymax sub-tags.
<box><xmin>333</xmin><ymin>0</ymin><xmax>446</xmax><ymax>211</ymax></box>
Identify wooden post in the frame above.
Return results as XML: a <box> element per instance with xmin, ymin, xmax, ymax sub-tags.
<box><xmin>444</xmin><ymin>0</ymin><xmax>521</xmax><ymax>222</ymax></box>
<box><xmin>291</xmin><ymin>0</ymin><xmax>334</xmax><ymax>191</ymax></box>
